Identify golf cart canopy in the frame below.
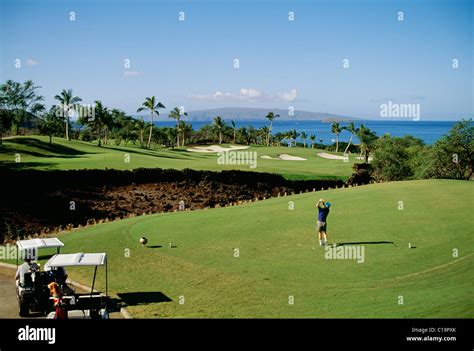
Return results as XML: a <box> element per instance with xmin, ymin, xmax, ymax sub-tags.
<box><xmin>45</xmin><ymin>253</ymin><xmax>107</xmax><ymax>267</ymax></box>
<box><xmin>16</xmin><ymin>238</ymin><xmax>64</xmax><ymax>251</ymax></box>
<box><xmin>45</xmin><ymin>252</ymin><xmax>109</xmax><ymax>318</ymax></box>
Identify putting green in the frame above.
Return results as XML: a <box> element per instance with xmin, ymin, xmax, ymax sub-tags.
<box><xmin>0</xmin><ymin>136</ymin><xmax>354</xmax><ymax>180</ymax></box>
<box><xmin>45</xmin><ymin>179</ymin><xmax>473</xmax><ymax>318</ymax></box>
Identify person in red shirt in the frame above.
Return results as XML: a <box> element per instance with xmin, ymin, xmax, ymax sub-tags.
<box><xmin>48</xmin><ymin>282</ymin><xmax>68</xmax><ymax>319</ymax></box>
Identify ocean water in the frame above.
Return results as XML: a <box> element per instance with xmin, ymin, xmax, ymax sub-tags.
<box><xmin>155</xmin><ymin>120</ymin><xmax>458</xmax><ymax>145</ymax></box>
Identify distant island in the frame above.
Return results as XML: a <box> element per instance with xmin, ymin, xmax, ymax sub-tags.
<box><xmin>154</xmin><ymin>107</ymin><xmax>363</xmax><ymax>122</ymax></box>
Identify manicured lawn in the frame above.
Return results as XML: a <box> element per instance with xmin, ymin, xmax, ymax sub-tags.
<box><xmin>33</xmin><ymin>179</ymin><xmax>473</xmax><ymax>318</ymax></box>
<box><xmin>0</xmin><ymin>136</ymin><xmax>355</xmax><ymax>180</ymax></box>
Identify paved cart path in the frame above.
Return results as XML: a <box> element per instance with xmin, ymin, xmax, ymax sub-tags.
<box><xmin>0</xmin><ymin>267</ymin><xmax>20</xmax><ymax>318</ymax></box>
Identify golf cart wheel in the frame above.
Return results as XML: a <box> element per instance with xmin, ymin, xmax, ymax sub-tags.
<box><xmin>19</xmin><ymin>299</ymin><xmax>29</xmax><ymax>317</ymax></box>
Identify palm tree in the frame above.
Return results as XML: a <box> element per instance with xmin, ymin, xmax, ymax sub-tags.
<box><xmin>137</xmin><ymin>96</ymin><xmax>165</xmax><ymax>148</ymax></box>
<box><xmin>331</xmin><ymin>121</ymin><xmax>342</xmax><ymax>153</ymax></box>
<box><xmin>301</xmin><ymin>132</ymin><xmax>308</xmax><ymax>148</ymax></box>
<box><xmin>310</xmin><ymin>134</ymin><xmax>316</xmax><ymax>149</ymax></box>
<box><xmin>239</xmin><ymin>127</ymin><xmax>251</xmax><ymax>145</ymax></box>
<box><xmin>356</xmin><ymin>124</ymin><xmax>378</xmax><ymax>162</ymax></box>
<box><xmin>108</xmin><ymin>109</ymin><xmax>127</xmax><ymax>145</ymax></box>
<box><xmin>259</xmin><ymin>126</ymin><xmax>270</xmax><ymax>145</ymax></box>
<box><xmin>283</xmin><ymin>131</ymin><xmax>291</xmax><ymax>147</ymax></box>
<box><xmin>176</xmin><ymin>120</ymin><xmax>186</xmax><ymax>147</ymax></box>
<box><xmin>265</xmin><ymin>112</ymin><xmax>280</xmax><ymax>146</ymax></box>
<box><xmin>54</xmin><ymin>89</ymin><xmax>82</xmax><ymax>141</ymax></box>
<box><xmin>135</xmin><ymin>118</ymin><xmax>147</xmax><ymax>148</ymax></box>
<box><xmin>247</xmin><ymin>125</ymin><xmax>257</xmax><ymax>144</ymax></box>
<box><xmin>182</xmin><ymin>122</ymin><xmax>193</xmax><ymax>146</ymax></box>
<box><xmin>166</xmin><ymin>127</ymin><xmax>178</xmax><ymax>148</ymax></box>
<box><xmin>289</xmin><ymin>129</ymin><xmax>299</xmax><ymax>147</ymax></box>
<box><xmin>230</xmin><ymin>120</ymin><xmax>237</xmax><ymax>144</ymax></box>
<box><xmin>168</xmin><ymin>107</ymin><xmax>188</xmax><ymax>147</ymax></box>
<box><xmin>87</xmin><ymin>100</ymin><xmax>109</xmax><ymax>147</ymax></box>
<box><xmin>212</xmin><ymin>116</ymin><xmax>226</xmax><ymax>144</ymax></box>
<box><xmin>343</xmin><ymin>122</ymin><xmax>357</xmax><ymax>154</ymax></box>
<box><xmin>273</xmin><ymin>132</ymin><xmax>285</xmax><ymax>145</ymax></box>
<box><xmin>101</xmin><ymin>107</ymin><xmax>115</xmax><ymax>145</ymax></box>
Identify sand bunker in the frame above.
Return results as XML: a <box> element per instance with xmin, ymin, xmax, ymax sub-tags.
<box><xmin>317</xmin><ymin>152</ymin><xmax>373</xmax><ymax>162</ymax></box>
<box><xmin>317</xmin><ymin>152</ymin><xmax>346</xmax><ymax>160</ymax></box>
<box><xmin>260</xmin><ymin>154</ymin><xmax>306</xmax><ymax>161</ymax></box>
<box><xmin>187</xmin><ymin>145</ymin><xmax>250</xmax><ymax>153</ymax></box>
<box><xmin>279</xmin><ymin>154</ymin><xmax>306</xmax><ymax>161</ymax></box>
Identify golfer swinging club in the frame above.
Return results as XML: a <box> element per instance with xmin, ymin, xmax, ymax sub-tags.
<box><xmin>316</xmin><ymin>199</ymin><xmax>331</xmax><ymax>246</ymax></box>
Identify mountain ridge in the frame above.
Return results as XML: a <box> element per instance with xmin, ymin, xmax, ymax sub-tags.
<box><xmin>154</xmin><ymin>107</ymin><xmax>363</xmax><ymax>122</ymax></box>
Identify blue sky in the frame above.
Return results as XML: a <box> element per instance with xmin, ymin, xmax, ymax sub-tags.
<box><xmin>0</xmin><ymin>0</ymin><xmax>472</xmax><ymax>120</ymax></box>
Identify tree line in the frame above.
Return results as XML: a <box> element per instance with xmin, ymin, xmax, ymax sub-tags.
<box><xmin>0</xmin><ymin>80</ymin><xmax>376</xmax><ymax>154</ymax></box>
<box><xmin>1</xmin><ymin>80</ymin><xmax>472</xmax><ymax>180</ymax></box>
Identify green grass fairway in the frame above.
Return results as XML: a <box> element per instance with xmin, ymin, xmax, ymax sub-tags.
<box><xmin>37</xmin><ymin>179</ymin><xmax>474</xmax><ymax>318</ymax></box>
<box><xmin>0</xmin><ymin>136</ymin><xmax>355</xmax><ymax>180</ymax></box>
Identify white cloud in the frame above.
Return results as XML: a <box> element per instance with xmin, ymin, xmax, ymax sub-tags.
<box><xmin>213</xmin><ymin>88</ymin><xmax>264</xmax><ymax>100</ymax></box>
<box><xmin>277</xmin><ymin>89</ymin><xmax>298</xmax><ymax>102</ymax></box>
<box><xmin>239</xmin><ymin>88</ymin><xmax>263</xmax><ymax>99</ymax></box>
<box><xmin>26</xmin><ymin>58</ymin><xmax>39</xmax><ymax>66</ymax></box>
<box><xmin>214</xmin><ymin>91</ymin><xmax>232</xmax><ymax>98</ymax></box>
<box><xmin>191</xmin><ymin>88</ymin><xmax>298</xmax><ymax>102</ymax></box>
<box><xmin>123</xmin><ymin>70</ymin><xmax>142</xmax><ymax>77</ymax></box>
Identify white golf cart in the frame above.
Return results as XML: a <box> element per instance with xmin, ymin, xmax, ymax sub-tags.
<box><xmin>15</xmin><ymin>238</ymin><xmax>65</xmax><ymax>317</ymax></box>
<box><xmin>44</xmin><ymin>252</ymin><xmax>109</xmax><ymax>319</ymax></box>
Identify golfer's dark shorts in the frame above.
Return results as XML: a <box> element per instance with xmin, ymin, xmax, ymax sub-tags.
<box><xmin>317</xmin><ymin>221</ymin><xmax>327</xmax><ymax>232</ymax></box>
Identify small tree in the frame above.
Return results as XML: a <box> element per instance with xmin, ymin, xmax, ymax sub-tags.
<box><xmin>310</xmin><ymin>134</ymin><xmax>316</xmax><ymax>149</ymax></box>
<box><xmin>0</xmin><ymin>110</ymin><xmax>12</xmax><ymax>145</ymax></box>
<box><xmin>0</xmin><ymin>84</ymin><xmax>14</xmax><ymax>145</ymax></box>
<box><xmin>38</xmin><ymin>107</ymin><xmax>63</xmax><ymax>144</ymax></box>
<box><xmin>422</xmin><ymin>119</ymin><xmax>473</xmax><ymax>180</ymax></box>
<box><xmin>372</xmin><ymin>136</ymin><xmax>424</xmax><ymax>181</ymax></box>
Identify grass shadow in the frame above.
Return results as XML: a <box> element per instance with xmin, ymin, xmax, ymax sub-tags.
<box><xmin>335</xmin><ymin>241</ymin><xmax>395</xmax><ymax>246</ymax></box>
<box><xmin>117</xmin><ymin>292</ymin><xmax>172</xmax><ymax>306</ymax></box>
<box><xmin>3</xmin><ymin>138</ymin><xmax>92</xmax><ymax>157</ymax></box>
<box><xmin>104</xmin><ymin>145</ymin><xmax>192</xmax><ymax>160</ymax></box>
<box><xmin>0</xmin><ymin>161</ymin><xmax>57</xmax><ymax>171</ymax></box>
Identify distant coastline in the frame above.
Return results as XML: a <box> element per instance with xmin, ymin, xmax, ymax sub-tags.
<box><xmin>148</xmin><ymin>119</ymin><xmax>458</xmax><ymax>145</ymax></box>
